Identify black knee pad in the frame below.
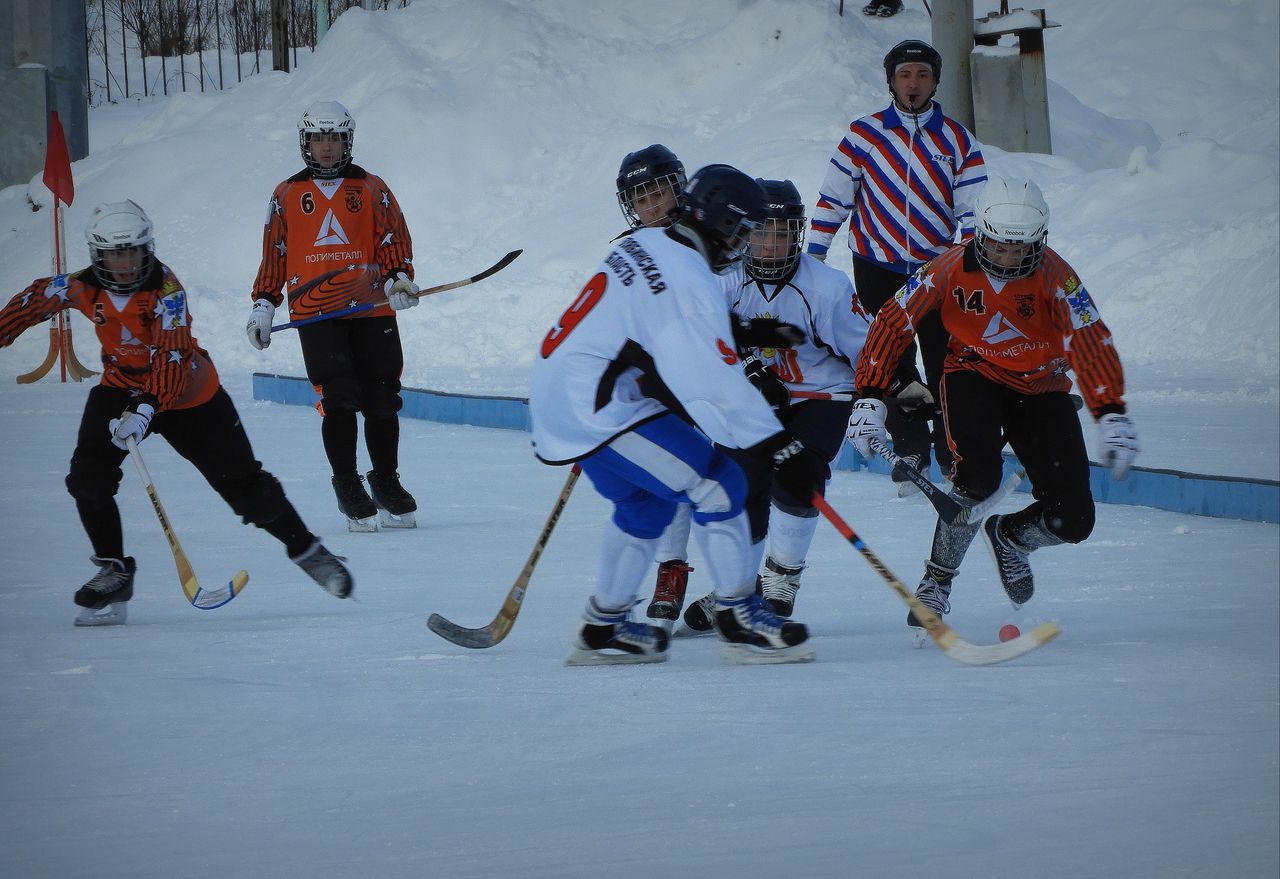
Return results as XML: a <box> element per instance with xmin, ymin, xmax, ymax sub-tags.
<box><xmin>360</xmin><ymin>379</ymin><xmax>403</xmax><ymax>420</ymax></box>
<box><xmin>65</xmin><ymin>466</ymin><xmax>122</xmax><ymax>506</ymax></box>
<box><xmin>221</xmin><ymin>471</ymin><xmax>290</xmax><ymax>526</ymax></box>
<box><xmin>319</xmin><ymin>375</ymin><xmax>364</xmax><ymax>415</ymax></box>
<box><xmin>1043</xmin><ymin>494</ymin><xmax>1096</xmax><ymax>544</ymax></box>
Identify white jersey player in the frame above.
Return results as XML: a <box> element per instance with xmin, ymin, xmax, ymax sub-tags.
<box><xmin>529</xmin><ymin>165</ymin><xmax>827</xmax><ymax>665</ymax></box>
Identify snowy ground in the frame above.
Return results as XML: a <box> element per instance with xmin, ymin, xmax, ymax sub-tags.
<box><xmin>0</xmin><ymin>374</ymin><xmax>1276</xmax><ymax>879</ymax></box>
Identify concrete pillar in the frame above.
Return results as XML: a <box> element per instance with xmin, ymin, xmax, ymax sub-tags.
<box><xmin>930</xmin><ymin>0</ymin><xmax>975</xmax><ymax>132</ymax></box>
<box><xmin>971</xmin><ymin>7</ymin><xmax>1058</xmax><ymax>155</ymax></box>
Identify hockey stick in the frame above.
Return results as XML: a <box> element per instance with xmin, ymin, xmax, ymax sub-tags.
<box><xmin>272</xmin><ymin>249</ymin><xmax>524</xmax><ymax>333</ymax></box>
<box><xmin>427</xmin><ymin>463</ymin><xmax>580</xmax><ymax>648</ymax></box>
<box><xmin>124</xmin><ymin>437</ymin><xmax>249</xmax><ymax>609</ymax></box>
<box><xmin>869</xmin><ymin>438</ymin><xmax>1025</xmax><ymax>525</ymax></box>
<box><xmin>812</xmin><ymin>493</ymin><xmax>1060</xmax><ymax>665</ymax></box>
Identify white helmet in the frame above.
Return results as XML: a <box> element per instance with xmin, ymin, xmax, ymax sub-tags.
<box><xmin>973</xmin><ymin>176</ymin><xmax>1049</xmax><ymax>280</ymax></box>
<box><xmin>85</xmin><ymin>199</ymin><xmax>155</xmax><ymax>294</ymax></box>
<box><xmin>298</xmin><ymin>100</ymin><xmax>354</xmax><ymax>178</ymax></box>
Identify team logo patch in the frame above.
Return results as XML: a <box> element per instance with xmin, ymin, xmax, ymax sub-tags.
<box><xmin>345</xmin><ymin>190</ymin><xmax>362</xmax><ymax>213</ymax></box>
<box><xmin>1064</xmin><ymin>278</ymin><xmax>1098</xmax><ymax>329</ymax></box>
<box><xmin>156</xmin><ymin>290</ymin><xmax>188</xmax><ymax>329</ymax></box>
<box><xmin>1015</xmin><ymin>293</ymin><xmax>1036</xmax><ymax>320</ymax></box>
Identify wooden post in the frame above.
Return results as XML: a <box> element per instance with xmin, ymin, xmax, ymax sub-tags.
<box><xmin>272</xmin><ymin>0</ymin><xmax>289</xmax><ymax>72</ymax></box>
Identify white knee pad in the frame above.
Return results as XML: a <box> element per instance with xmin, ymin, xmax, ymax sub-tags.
<box><xmin>593</xmin><ymin>518</ymin><xmax>659</xmax><ymax>610</ymax></box>
<box><xmin>691</xmin><ymin>512</ymin><xmax>755</xmax><ymax>599</ymax></box>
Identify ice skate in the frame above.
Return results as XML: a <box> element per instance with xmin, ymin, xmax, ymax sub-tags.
<box><xmin>645</xmin><ymin>559</ymin><xmax>693</xmax><ymax>632</ymax></box>
<box><xmin>983</xmin><ymin>515</ymin><xmax>1034</xmax><ymax>606</ymax></box>
<box><xmin>73</xmin><ymin>556</ymin><xmax>135</xmax><ymax>628</ymax></box>
<box><xmin>907</xmin><ymin>562</ymin><xmax>954</xmax><ymax>648</ymax></box>
<box><xmin>566</xmin><ymin>598</ymin><xmax>670</xmax><ymax>666</ymax></box>
<box><xmin>759</xmin><ymin>556</ymin><xmax>805</xmax><ymax>618</ymax></box>
<box><xmin>676</xmin><ymin>591</ymin><xmax>718</xmax><ymax>637</ymax></box>
<box><xmin>291</xmin><ymin>539</ymin><xmax>354</xmax><ymax>598</ymax></box>
<box><xmin>367</xmin><ymin>470</ymin><xmax>417</xmax><ymax>529</ymax></box>
<box><xmin>715</xmin><ymin>593</ymin><xmax>813</xmax><ymax>664</ymax></box>
<box><xmin>332</xmin><ymin>473</ymin><xmax>379</xmax><ymax>532</ymax></box>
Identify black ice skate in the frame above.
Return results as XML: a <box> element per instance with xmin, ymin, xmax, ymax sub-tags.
<box><xmin>366</xmin><ymin>470</ymin><xmax>417</xmax><ymax>529</ymax></box>
<box><xmin>907</xmin><ymin>561</ymin><xmax>955</xmax><ymax>648</ymax></box>
<box><xmin>714</xmin><ymin>593</ymin><xmax>813</xmax><ymax>664</ymax></box>
<box><xmin>983</xmin><ymin>515</ymin><xmax>1035</xmax><ymax>606</ymax></box>
<box><xmin>566</xmin><ymin>597</ymin><xmax>670</xmax><ymax>666</ymax></box>
<box><xmin>646</xmin><ymin>559</ymin><xmax>693</xmax><ymax>631</ymax></box>
<box><xmin>678</xmin><ymin>591</ymin><xmax>718</xmax><ymax>637</ymax></box>
<box><xmin>74</xmin><ymin>555</ymin><xmax>136</xmax><ymax>627</ymax></box>
<box><xmin>759</xmin><ymin>556</ymin><xmax>805</xmax><ymax>617</ymax></box>
<box><xmin>862</xmin><ymin>0</ymin><xmax>902</xmax><ymax>17</ymax></box>
<box><xmin>332</xmin><ymin>473</ymin><xmax>379</xmax><ymax>532</ymax></box>
<box><xmin>291</xmin><ymin>540</ymin><xmax>354</xmax><ymax>598</ymax></box>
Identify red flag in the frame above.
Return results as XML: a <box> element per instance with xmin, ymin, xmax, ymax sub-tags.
<box><xmin>43</xmin><ymin>111</ymin><xmax>74</xmax><ymax>207</ymax></box>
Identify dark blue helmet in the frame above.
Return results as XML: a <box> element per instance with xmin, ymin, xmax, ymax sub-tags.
<box><xmin>616</xmin><ymin>144</ymin><xmax>687</xmax><ymax>229</ymax></box>
<box><xmin>883</xmin><ymin>39</ymin><xmax>942</xmax><ymax>83</ymax></box>
<box><xmin>675</xmin><ymin>164</ymin><xmax>766</xmax><ymax>274</ymax></box>
<box><xmin>746</xmin><ymin>179</ymin><xmax>806</xmax><ymax>282</ymax></box>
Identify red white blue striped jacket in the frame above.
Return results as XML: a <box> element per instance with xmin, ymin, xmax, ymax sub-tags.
<box><xmin>808</xmin><ymin>101</ymin><xmax>986</xmax><ymax>275</ymax></box>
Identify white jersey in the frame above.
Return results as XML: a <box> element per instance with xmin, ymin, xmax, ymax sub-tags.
<box><xmin>530</xmin><ymin>228</ymin><xmax>783</xmax><ymax>464</ymax></box>
<box><xmin>720</xmin><ymin>254</ymin><xmax>869</xmax><ymax>395</ymax></box>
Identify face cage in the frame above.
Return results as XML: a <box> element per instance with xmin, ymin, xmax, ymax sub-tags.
<box><xmin>300</xmin><ymin>131</ymin><xmax>353</xmax><ymax>179</ymax></box>
<box><xmin>746</xmin><ymin>217</ymin><xmax>805</xmax><ymax>281</ymax></box>
<box><xmin>90</xmin><ymin>243</ymin><xmax>155</xmax><ymax>294</ymax></box>
<box><xmin>617</xmin><ymin>172</ymin><xmax>685</xmax><ymax>229</ymax></box>
<box><xmin>975</xmin><ymin>231</ymin><xmax>1045</xmax><ymax>280</ymax></box>
<box><xmin>710</xmin><ymin>218</ymin><xmax>759</xmax><ymax>275</ymax></box>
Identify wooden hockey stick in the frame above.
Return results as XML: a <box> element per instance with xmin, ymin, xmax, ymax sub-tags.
<box><xmin>125</xmin><ymin>436</ymin><xmax>249</xmax><ymax>609</ymax></box>
<box><xmin>272</xmin><ymin>249</ymin><xmax>523</xmax><ymax>333</ymax></box>
<box><xmin>427</xmin><ymin>463</ymin><xmax>580</xmax><ymax>648</ymax></box>
<box><xmin>813</xmin><ymin>493</ymin><xmax>1060</xmax><ymax>666</ymax></box>
<box><xmin>15</xmin><ymin>325</ymin><xmax>60</xmax><ymax>384</ymax></box>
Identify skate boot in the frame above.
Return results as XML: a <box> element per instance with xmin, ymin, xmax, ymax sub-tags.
<box><xmin>366</xmin><ymin>470</ymin><xmax>417</xmax><ymax>529</ymax></box>
<box><xmin>646</xmin><ymin>559</ymin><xmax>693</xmax><ymax>632</ymax></box>
<box><xmin>759</xmin><ymin>556</ymin><xmax>805</xmax><ymax>618</ymax></box>
<box><xmin>907</xmin><ymin>561</ymin><xmax>955</xmax><ymax>647</ymax></box>
<box><xmin>714</xmin><ymin>593</ymin><xmax>813</xmax><ymax>664</ymax></box>
<box><xmin>983</xmin><ymin>515</ymin><xmax>1034</xmax><ymax>606</ymax></box>
<box><xmin>291</xmin><ymin>539</ymin><xmax>354</xmax><ymax>598</ymax></box>
<box><xmin>566</xmin><ymin>597</ymin><xmax>670</xmax><ymax>666</ymax></box>
<box><xmin>679</xmin><ymin>591</ymin><xmax>718</xmax><ymax>636</ymax></box>
<box><xmin>73</xmin><ymin>555</ymin><xmax>136</xmax><ymax>627</ymax></box>
<box><xmin>332</xmin><ymin>473</ymin><xmax>378</xmax><ymax>532</ymax></box>
<box><xmin>892</xmin><ymin>453</ymin><xmax>925</xmax><ymax>498</ymax></box>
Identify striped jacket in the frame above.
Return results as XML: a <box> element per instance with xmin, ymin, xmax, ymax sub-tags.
<box><xmin>809</xmin><ymin>101</ymin><xmax>986</xmax><ymax>274</ymax></box>
<box><xmin>854</xmin><ymin>242</ymin><xmax>1126</xmax><ymax>419</ymax></box>
<box><xmin>0</xmin><ymin>264</ymin><xmax>220</xmax><ymax>411</ymax></box>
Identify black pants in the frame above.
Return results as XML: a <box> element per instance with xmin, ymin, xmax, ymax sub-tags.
<box><xmin>942</xmin><ymin>370</ymin><xmax>1095</xmax><ymax>544</ymax></box>
<box><xmin>723</xmin><ymin>398</ymin><xmax>854</xmax><ymax>542</ymax></box>
<box><xmin>65</xmin><ymin>385</ymin><xmax>313</xmax><ymax>561</ymax></box>
<box><xmin>852</xmin><ymin>256</ymin><xmax>951</xmax><ymax>469</ymax></box>
<box><xmin>299</xmin><ymin>315</ymin><xmax>405</xmax><ymax>476</ymax></box>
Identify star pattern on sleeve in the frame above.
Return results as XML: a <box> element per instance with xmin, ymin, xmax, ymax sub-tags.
<box><xmin>275</xmin><ymin>240</ymin><xmax>287</xmax><ymax>256</ymax></box>
<box><xmin>168</xmin><ymin>350</ymin><xmax>183</xmax><ymax>364</ymax></box>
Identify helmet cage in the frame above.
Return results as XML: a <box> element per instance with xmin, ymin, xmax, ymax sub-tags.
<box><xmin>676</xmin><ymin>165</ymin><xmax>766</xmax><ymax>275</ymax></box>
<box><xmin>746</xmin><ymin>216</ymin><xmax>805</xmax><ymax>282</ymax></box>
<box><xmin>973</xmin><ymin>178</ymin><xmax>1049</xmax><ymax>280</ymax></box>
<box><xmin>298</xmin><ymin>102</ymin><xmax>355</xmax><ymax>179</ymax></box>
<box><xmin>86</xmin><ymin>200</ymin><xmax>156</xmax><ymax>295</ymax></box>
<box><xmin>617</xmin><ymin>172</ymin><xmax>686</xmax><ymax>229</ymax></box>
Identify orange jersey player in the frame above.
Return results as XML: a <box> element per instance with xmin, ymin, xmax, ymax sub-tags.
<box><xmin>846</xmin><ymin>177</ymin><xmax>1140</xmax><ymax>641</ymax></box>
<box><xmin>0</xmin><ymin>201</ymin><xmax>353</xmax><ymax>625</ymax></box>
<box><xmin>246</xmin><ymin>100</ymin><xmax>422</xmax><ymax>533</ymax></box>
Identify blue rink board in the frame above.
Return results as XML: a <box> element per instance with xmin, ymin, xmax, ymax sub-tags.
<box><xmin>253</xmin><ymin>372</ymin><xmax>1279</xmax><ymax>525</ymax></box>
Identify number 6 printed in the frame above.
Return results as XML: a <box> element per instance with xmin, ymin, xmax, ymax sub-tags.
<box><xmin>540</xmin><ymin>273</ymin><xmax>607</xmax><ymax>358</ymax></box>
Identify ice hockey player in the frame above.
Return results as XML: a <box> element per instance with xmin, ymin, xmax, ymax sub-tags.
<box><xmin>847</xmin><ymin>176</ymin><xmax>1138</xmax><ymax>642</ymax></box>
<box><xmin>530</xmin><ymin>165</ymin><xmax>826</xmax><ymax>665</ymax></box>
<box><xmin>808</xmin><ymin>40</ymin><xmax>986</xmax><ymax>496</ymax></box>
<box><xmin>0</xmin><ymin>200</ymin><xmax>354</xmax><ymax>626</ymax></box>
<box><xmin>246</xmin><ymin>100</ymin><xmax>420</xmax><ymax>532</ymax></box>
<box><xmin>681</xmin><ymin>179</ymin><xmax>869</xmax><ymax>629</ymax></box>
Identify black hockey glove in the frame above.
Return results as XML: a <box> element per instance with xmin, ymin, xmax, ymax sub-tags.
<box><xmin>730</xmin><ymin>314</ymin><xmax>806</xmax><ymax>353</ymax></box>
<box><xmin>742</xmin><ymin>354</ymin><xmax>790</xmax><ymax>412</ymax></box>
<box><xmin>751</xmin><ymin>431</ymin><xmax>827</xmax><ymax>502</ymax></box>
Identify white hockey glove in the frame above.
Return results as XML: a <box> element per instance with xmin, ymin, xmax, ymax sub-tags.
<box><xmin>384</xmin><ymin>272</ymin><xmax>420</xmax><ymax>311</ymax></box>
<box><xmin>1098</xmin><ymin>413</ymin><xmax>1139</xmax><ymax>480</ymax></box>
<box><xmin>846</xmin><ymin>398</ymin><xmax>889</xmax><ymax>458</ymax></box>
<box><xmin>109</xmin><ymin>402</ymin><xmax>155</xmax><ymax>451</ymax></box>
<box><xmin>246</xmin><ymin>299</ymin><xmax>275</xmax><ymax>350</ymax></box>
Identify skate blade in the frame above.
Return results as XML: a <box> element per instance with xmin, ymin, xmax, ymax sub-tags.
<box><xmin>721</xmin><ymin>642</ymin><xmax>814</xmax><ymax>665</ymax></box>
<box><xmin>346</xmin><ymin>514</ymin><xmax>379</xmax><ymax>533</ymax></box>
<box><xmin>672</xmin><ymin>622</ymin><xmax>716</xmax><ymax>639</ymax></box>
<box><xmin>74</xmin><ymin>602</ymin><xmax>128</xmax><ymax>627</ymax></box>
<box><xmin>377</xmin><ymin>509</ymin><xmax>416</xmax><ymax>529</ymax></box>
<box><xmin>564</xmin><ymin>647</ymin><xmax>669</xmax><ymax>667</ymax></box>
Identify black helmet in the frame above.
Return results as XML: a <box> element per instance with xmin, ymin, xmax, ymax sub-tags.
<box><xmin>746</xmin><ymin>179</ymin><xmax>806</xmax><ymax>282</ymax></box>
<box><xmin>674</xmin><ymin>164</ymin><xmax>766</xmax><ymax>275</ymax></box>
<box><xmin>616</xmin><ymin>144</ymin><xmax>687</xmax><ymax>229</ymax></box>
<box><xmin>883</xmin><ymin>39</ymin><xmax>942</xmax><ymax>83</ymax></box>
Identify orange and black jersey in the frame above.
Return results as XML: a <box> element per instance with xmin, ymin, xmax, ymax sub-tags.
<box><xmin>251</xmin><ymin>164</ymin><xmax>414</xmax><ymax>321</ymax></box>
<box><xmin>855</xmin><ymin>241</ymin><xmax>1126</xmax><ymax>418</ymax></box>
<box><xmin>0</xmin><ymin>263</ymin><xmax>220</xmax><ymax>411</ymax></box>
